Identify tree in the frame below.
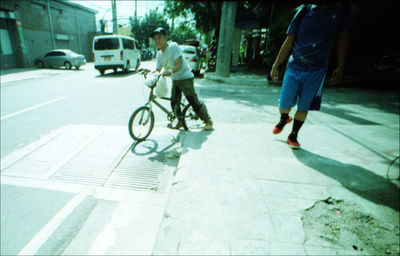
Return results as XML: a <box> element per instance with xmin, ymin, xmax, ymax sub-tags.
<box><xmin>164</xmin><ymin>1</ymin><xmax>222</xmax><ymax>44</ymax></box>
<box><xmin>170</xmin><ymin>23</ymin><xmax>198</xmax><ymax>45</ymax></box>
<box><xmin>129</xmin><ymin>9</ymin><xmax>170</xmax><ymax>48</ymax></box>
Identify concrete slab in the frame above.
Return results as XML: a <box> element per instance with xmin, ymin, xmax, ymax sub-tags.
<box><xmin>153</xmin><ymin>122</ymin><xmax>399</xmax><ymax>254</ymax></box>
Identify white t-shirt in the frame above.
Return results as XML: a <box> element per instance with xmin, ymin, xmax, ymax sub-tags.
<box><xmin>156</xmin><ymin>42</ymin><xmax>194</xmax><ymax>80</ymax></box>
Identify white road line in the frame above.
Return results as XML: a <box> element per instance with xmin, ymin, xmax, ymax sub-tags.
<box><xmin>17</xmin><ymin>191</ymin><xmax>88</xmax><ymax>256</ymax></box>
<box><xmin>1</xmin><ymin>96</ymin><xmax>66</xmax><ymax>121</ymax></box>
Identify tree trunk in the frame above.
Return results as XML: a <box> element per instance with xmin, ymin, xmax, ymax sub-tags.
<box><xmin>215</xmin><ymin>1</ymin><xmax>237</xmax><ymax>77</ymax></box>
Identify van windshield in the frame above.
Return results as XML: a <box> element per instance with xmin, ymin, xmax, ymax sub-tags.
<box><xmin>94</xmin><ymin>38</ymin><xmax>120</xmax><ymax>50</ymax></box>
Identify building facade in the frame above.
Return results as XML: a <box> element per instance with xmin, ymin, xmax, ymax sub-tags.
<box><xmin>0</xmin><ymin>0</ymin><xmax>97</xmax><ymax>69</ymax></box>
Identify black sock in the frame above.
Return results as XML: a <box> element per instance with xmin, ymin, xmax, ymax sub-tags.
<box><xmin>280</xmin><ymin>113</ymin><xmax>289</xmax><ymax>121</ymax></box>
<box><xmin>289</xmin><ymin>119</ymin><xmax>304</xmax><ymax>140</ymax></box>
<box><xmin>275</xmin><ymin>113</ymin><xmax>290</xmax><ymax>129</ymax></box>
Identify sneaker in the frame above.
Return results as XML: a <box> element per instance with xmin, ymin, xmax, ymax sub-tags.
<box><xmin>287</xmin><ymin>135</ymin><xmax>301</xmax><ymax>149</ymax></box>
<box><xmin>272</xmin><ymin>116</ymin><xmax>292</xmax><ymax>134</ymax></box>
<box><xmin>167</xmin><ymin>121</ymin><xmax>183</xmax><ymax>130</ymax></box>
<box><xmin>204</xmin><ymin>120</ymin><xmax>213</xmax><ymax>131</ymax></box>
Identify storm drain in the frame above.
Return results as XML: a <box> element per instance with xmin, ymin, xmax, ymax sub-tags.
<box><xmin>104</xmin><ymin>159</ymin><xmax>167</xmax><ymax>192</ymax></box>
<box><xmin>50</xmin><ymin>157</ymin><xmax>114</xmax><ymax>186</ymax></box>
<box><xmin>49</xmin><ymin>146</ymin><xmax>170</xmax><ymax>192</ymax></box>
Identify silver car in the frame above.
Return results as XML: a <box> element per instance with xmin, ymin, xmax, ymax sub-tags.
<box><xmin>34</xmin><ymin>49</ymin><xmax>86</xmax><ymax>69</ymax></box>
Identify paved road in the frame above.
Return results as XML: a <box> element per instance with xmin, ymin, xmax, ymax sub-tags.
<box><xmin>0</xmin><ymin>61</ymin><xmax>167</xmax><ymax>158</ymax></box>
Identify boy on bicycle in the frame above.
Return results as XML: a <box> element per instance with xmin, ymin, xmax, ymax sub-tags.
<box><xmin>151</xmin><ymin>27</ymin><xmax>213</xmax><ymax>131</ymax></box>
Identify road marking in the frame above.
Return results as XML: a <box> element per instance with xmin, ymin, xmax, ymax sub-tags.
<box><xmin>17</xmin><ymin>190</ymin><xmax>90</xmax><ymax>256</ymax></box>
<box><xmin>1</xmin><ymin>96</ymin><xmax>66</xmax><ymax>121</ymax></box>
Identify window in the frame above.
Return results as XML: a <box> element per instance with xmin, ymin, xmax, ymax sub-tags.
<box><xmin>54</xmin><ymin>51</ymin><xmax>66</xmax><ymax>56</ymax></box>
<box><xmin>182</xmin><ymin>47</ymin><xmax>196</xmax><ymax>54</ymax></box>
<box><xmin>94</xmin><ymin>38</ymin><xmax>120</xmax><ymax>50</ymax></box>
<box><xmin>0</xmin><ymin>29</ymin><xmax>13</xmax><ymax>55</ymax></box>
<box><xmin>122</xmin><ymin>38</ymin><xmax>134</xmax><ymax>50</ymax></box>
<box><xmin>45</xmin><ymin>52</ymin><xmax>57</xmax><ymax>57</ymax></box>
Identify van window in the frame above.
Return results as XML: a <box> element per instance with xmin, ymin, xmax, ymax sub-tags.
<box><xmin>94</xmin><ymin>38</ymin><xmax>120</xmax><ymax>50</ymax></box>
<box><xmin>182</xmin><ymin>48</ymin><xmax>196</xmax><ymax>54</ymax></box>
<box><xmin>122</xmin><ymin>38</ymin><xmax>134</xmax><ymax>50</ymax></box>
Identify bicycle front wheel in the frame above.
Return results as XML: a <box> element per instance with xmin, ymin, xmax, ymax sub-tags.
<box><xmin>182</xmin><ymin>104</ymin><xmax>202</xmax><ymax>131</ymax></box>
<box><xmin>128</xmin><ymin>106</ymin><xmax>155</xmax><ymax>141</ymax></box>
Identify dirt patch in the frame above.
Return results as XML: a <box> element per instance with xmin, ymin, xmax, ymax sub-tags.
<box><xmin>302</xmin><ymin>197</ymin><xmax>399</xmax><ymax>255</ymax></box>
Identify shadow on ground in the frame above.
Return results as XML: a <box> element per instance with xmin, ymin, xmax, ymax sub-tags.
<box><xmin>293</xmin><ymin>149</ymin><xmax>400</xmax><ymax>212</ymax></box>
<box><xmin>94</xmin><ymin>70</ymin><xmax>137</xmax><ymax>78</ymax></box>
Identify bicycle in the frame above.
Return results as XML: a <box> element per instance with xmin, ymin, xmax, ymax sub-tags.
<box><xmin>128</xmin><ymin>69</ymin><xmax>202</xmax><ymax>142</ymax></box>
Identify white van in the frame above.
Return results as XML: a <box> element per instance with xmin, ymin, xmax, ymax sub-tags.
<box><xmin>93</xmin><ymin>35</ymin><xmax>141</xmax><ymax>75</ymax></box>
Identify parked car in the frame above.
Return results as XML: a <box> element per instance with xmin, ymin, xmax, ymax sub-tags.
<box><xmin>34</xmin><ymin>49</ymin><xmax>86</xmax><ymax>69</ymax></box>
<box><xmin>180</xmin><ymin>45</ymin><xmax>202</xmax><ymax>76</ymax></box>
<box><xmin>93</xmin><ymin>35</ymin><xmax>141</xmax><ymax>75</ymax></box>
<box><xmin>184</xmin><ymin>39</ymin><xmax>207</xmax><ymax>57</ymax></box>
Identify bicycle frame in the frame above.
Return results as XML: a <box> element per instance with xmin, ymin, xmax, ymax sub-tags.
<box><xmin>145</xmin><ymin>86</ymin><xmax>176</xmax><ymax>121</ymax></box>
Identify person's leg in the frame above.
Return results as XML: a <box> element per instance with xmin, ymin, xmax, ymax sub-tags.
<box><xmin>170</xmin><ymin>80</ymin><xmax>183</xmax><ymax>128</ymax></box>
<box><xmin>179</xmin><ymin>78</ymin><xmax>212</xmax><ymax>129</ymax></box>
<box><xmin>287</xmin><ymin>69</ymin><xmax>326</xmax><ymax>148</ymax></box>
<box><xmin>273</xmin><ymin>68</ymin><xmax>299</xmax><ymax>134</ymax></box>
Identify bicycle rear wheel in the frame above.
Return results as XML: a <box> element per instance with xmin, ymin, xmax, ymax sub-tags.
<box><xmin>182</xmin><ymin>104</ymin><xmax>202</xmax><ymax>131</ymax></box>
<box><xmin>128</xmin><ymin>106</ymin><xmax>154</xmax><ymax>141</ymax></box>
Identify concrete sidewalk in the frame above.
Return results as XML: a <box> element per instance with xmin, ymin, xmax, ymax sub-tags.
<box><xmin>152</xmin><ymin>122</ymin><xmax>399</xmax><ymax>255</ymax></box>
<box><xmin>150</xmin><ymin>74</ymin><xmax>399</xmax><ymax>255</ymax></box>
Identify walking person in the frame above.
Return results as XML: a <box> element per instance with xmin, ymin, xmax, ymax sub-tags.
<box><xmin>270</xmin><ymin>1</ymin><xmax>354</xmax><ymax>149</ymax></box>
<box><xmin>151</xmin><ymin>27</ymin><xmax>213</xmax><ymax>130</ymax></box>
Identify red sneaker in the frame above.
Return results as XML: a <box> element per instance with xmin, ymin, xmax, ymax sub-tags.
<box><xmin>272</xmin><ymin>117</ymin><xmax>292</xmax><ymax>134</ymax></box>
<box><xmin>287</xmin><ymin>136</ymin><xmax>301</xmax><ymax>149</ymax></box>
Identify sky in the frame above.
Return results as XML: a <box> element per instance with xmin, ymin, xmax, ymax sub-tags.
<box><xmin>70</xmin><ymin>0</ymin><xmax>166</xmax><ymax>32</ymax></box>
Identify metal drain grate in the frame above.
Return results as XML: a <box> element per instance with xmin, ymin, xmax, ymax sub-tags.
<box><xmin>50</xmin><ymin>148</ymin><xmax>169</xmax><ymax>192</ymax></box>
<box><xmin>50</xmin><ymin>158</ymin><xmax>114</xmax><ymax>186</ymax></box>
<box><xmin>104</xmin><ymin>157</ymin><xmax>167</xmax><ymax>192</ymax></box>
<box><xmin>49</xmin><ymin>129</ymin><xmax>175</xmax><ymax>192</ymax></box>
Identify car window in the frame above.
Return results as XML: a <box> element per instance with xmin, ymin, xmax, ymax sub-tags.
<box><xmin>94</xmin><ymin>38</ymin><xmax>120</xmax><ymax>50</ymax></box>
<box><xmin>45</xmin><ymin>52</ymin><xmax>56</xmax><ymax>57</ymax></box>
<box><xmin>181</xmin><ymin>47</ymin><xmax>196</xmax><ymax>54</ymax></box>
<box><xmin>54</xmin><ymin>51</ymin><xmax>66</xmax><ymax>56</ymax></box>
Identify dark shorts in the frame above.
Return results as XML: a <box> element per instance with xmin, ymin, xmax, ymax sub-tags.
<box><xmin>279</xmin><ymin>67</ymin><xmax>326</xmax><ymax>111</ymax></box>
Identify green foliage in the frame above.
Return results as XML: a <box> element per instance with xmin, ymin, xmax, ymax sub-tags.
<box><xmin>269</xmin><ymin>8</ymin><xmax>298</xmax><ymax>43</ymax></box>
<box><xmin>129</xmin><ymin>9</ymin><xmax>170</xmax><ymax>47</ymax></box>
<box><xmin>170</xmin><ymin>23</ymin><xmax>198</xmax><ymax>45</ymax></box>
<box><xmin>164</xmin><ymin>1</ymin><xmax>222</xmax><ymax>44</ymax></box>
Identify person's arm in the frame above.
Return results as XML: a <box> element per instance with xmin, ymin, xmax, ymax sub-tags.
<box><xmin>270</xmin><ymin>34</ymin><xmax>296</xmax><ymax>80</ymax></box>
<box><xmin>329</xmin><ymin>30</ymin><xmax>350</xmax><ymax>85</ymax></box>
<box><xmin>163</xmin><ymin>56</ymin><xmax>182</xmax><ymax>76</ymax></box>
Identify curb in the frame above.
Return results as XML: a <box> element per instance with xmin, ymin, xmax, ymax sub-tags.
<box><xmin>203</xmin><ymin>72</ymin><xmax>280</xmax><ymax>87</ymax></box>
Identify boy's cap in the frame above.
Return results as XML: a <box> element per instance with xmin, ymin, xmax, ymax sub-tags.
<box><xmin>151</xmin><ymin>27</ymin><xmax>166</xmax><ymax>38</ymax></box>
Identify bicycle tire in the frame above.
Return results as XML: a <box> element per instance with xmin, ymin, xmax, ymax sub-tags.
<box><xmin>128</xmin><ymin>106</ymin><xmax>155</xmax><ymax>141</ymax></box>
<box><xmin>182</xmin><ymin>104</ymin><xmax>202</xmax><ymax>131</ymax></box>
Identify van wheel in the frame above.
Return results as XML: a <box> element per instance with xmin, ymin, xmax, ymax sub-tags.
<box><xmin>136</xmin><ymin>59</ymin><xmax>140</xmax><ymax>71</ymax></box>
<box><xmin>124</xmin><ymin>61</ymin><xmax>130</xmax><ymax>73</ymax></box>
<box><xmin>99</xmin><ymin>69</ymin><xmax>105</xmax><ymax>75</ymax></box>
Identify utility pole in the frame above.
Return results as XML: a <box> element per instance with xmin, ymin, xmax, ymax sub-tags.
<box><xmin>46</xmin><ymin>0</ymin><xmax>56</xmax><ymax>48</ymax></box>
<box><xmin>135</xmin><ymin>0</ymin><xmax>137</xmax><ymax>22</ymax></box>
<box><xmin>216</xmin><ymin>1</ymin><xmax>237</xmax><ymax>77</ymax></box>
<box><xmin>111</xmin><ymin>0</ymin><xmax>118</xmax><ymax>34</ymax></box>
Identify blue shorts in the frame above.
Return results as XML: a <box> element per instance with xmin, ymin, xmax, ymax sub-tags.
<box><xmin>278</xmin><ymin>67</ymin><xmax>326</xmax><ymax>111</ymax></box>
